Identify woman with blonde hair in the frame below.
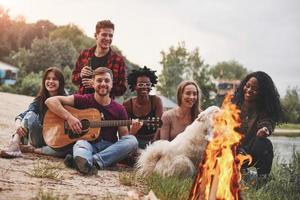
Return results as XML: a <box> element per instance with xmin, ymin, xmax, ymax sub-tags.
<box><xmin>159</xmin><ymin>80</ymin><xmax>202</xmax><ymax>141</ymax></box>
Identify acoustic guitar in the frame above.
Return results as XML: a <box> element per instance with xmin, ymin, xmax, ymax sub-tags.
<box><xmin>43</xmin><ymin>106</ymin><xmax>161</xmax><ymax>150</ymax></box>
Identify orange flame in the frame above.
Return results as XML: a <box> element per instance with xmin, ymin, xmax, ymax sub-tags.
<box><xmin>190</xmin><ymin>92</ymin><xmax>252</xmax><ymax>200</ymax></box>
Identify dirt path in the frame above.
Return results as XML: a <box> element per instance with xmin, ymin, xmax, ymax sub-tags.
<box><xmin>0</xmin><ymin>92</ymin><xmax>142</xmax><ymax>200</ymax></box>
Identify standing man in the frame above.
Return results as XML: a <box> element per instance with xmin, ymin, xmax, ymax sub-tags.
<box><xmin>46</xmin><ymin>67</ymin><xmax>138</xmax><ymax>175</ymax></box>
<box><xmin>72</xmin><ymin>20</ymin><xmax>127</xmax><ymax>97</ymax></box>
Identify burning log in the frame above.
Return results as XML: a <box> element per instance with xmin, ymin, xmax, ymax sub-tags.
<box><xmin>189</xmin><ymin>93</ymin><xmax>252</xmax><ymax>200</ymax></box>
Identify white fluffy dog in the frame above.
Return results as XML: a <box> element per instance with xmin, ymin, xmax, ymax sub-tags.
<box><xmin>136</xmin><ymin>106</ymin><xmax>220</xmax><ymax>177</ymax></box>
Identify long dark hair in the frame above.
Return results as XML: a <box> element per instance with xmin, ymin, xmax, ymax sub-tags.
<box><xmin>34</xmin><ymin>66</ymin><xmax>66</xmax><ymax>114</ymax></box>
<box><xmin>233</xmin><ymin>71</ymin><xmax>284</xmax><ymax>123</ymax></box>
<box><xmin>177</xmin><ymin>80</ymin><xmax>202</xmax><ymax>121</ymax></box>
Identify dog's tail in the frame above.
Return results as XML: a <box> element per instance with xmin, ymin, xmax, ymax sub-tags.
<box><xmin>136</xmin><ymin>140</ymin><xmax>169</xmax><ymax>177</ymax></box>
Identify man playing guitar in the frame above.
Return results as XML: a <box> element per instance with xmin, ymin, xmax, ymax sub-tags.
<box><xmin>45</xmin><ymin>67</ymin><xmax>140</xmax><ymax>175</ymax></box>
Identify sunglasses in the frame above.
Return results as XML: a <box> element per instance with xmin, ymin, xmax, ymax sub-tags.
<box><xmin>136</xmin><ymin>82</ymin><xmax>152</xmax><ymax>88</ymax></box>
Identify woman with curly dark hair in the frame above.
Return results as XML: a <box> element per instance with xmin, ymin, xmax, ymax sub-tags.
<box><xmin>123</xmin><ymin>66</ymin><xmax>163</xmax><ymax>149</ymax></box>
<box><xmin>233</xmin><ymin>71</ymin><xmax>284</xmax><ymax>183</ymax></box>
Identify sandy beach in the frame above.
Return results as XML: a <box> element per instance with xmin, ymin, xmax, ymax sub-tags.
<box><xmin>0</xmin><ymin>92</ymin><xmax>143</xmax><ymax>200</ymax></box>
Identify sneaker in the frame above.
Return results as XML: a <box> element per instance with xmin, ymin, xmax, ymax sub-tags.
<box><xmin>64</xmin><ymin>154</ymin><xmax>76</xmax><ymax>169</ymax></box>
<box><xmin>242</xmin><ymin>169</ymin><xmax>258</xmax><ymax>186</ymax></box>
<box><xmin>20</xmin><ymin>144</ymin><xmax>36</xmax><ymax>153</ymax></box>
<box><xmin>0</xmin><ymin>142</ymin><xmax>22</xmax><ymax>158</ymax></box>
<box><xmin>74</xmin><ymin>156</ymin><xmax>98</xmax><ymax>175</ymax></box>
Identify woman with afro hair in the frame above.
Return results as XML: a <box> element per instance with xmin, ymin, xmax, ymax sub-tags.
<box><xmin>233</xmin><ymin>71</ymin><xmax>284</xmax><ymax>184</ymax></box>
<box><xmin>123</xmin><ymin>66</ymin><xmax>163</xmax><ymax>149</ymax></box>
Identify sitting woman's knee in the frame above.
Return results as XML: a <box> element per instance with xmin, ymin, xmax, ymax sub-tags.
<box><xmin>23</xmin><ymin>111</ymin><xmax>39</xmax><ymax>130</ymax></box>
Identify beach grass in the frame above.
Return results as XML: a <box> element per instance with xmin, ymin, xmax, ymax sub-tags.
<box><xmin>141</xmin><ymin>151</ymin><xmax>300</xmax><ymax>200</ymax></box>
<box><xmin>32</xmin><ymin>189</ymin><xmax>68</xmax><ymax>200</ymax></box>
<box><xmin>26</xmin><ymin>160</ymin><xmax>64</xmax><ymax>180</ymax></box>
<box><xmin>277</xmin><ymin>123</ymin><xmax>300</xmax><ymax>129</ymax></box>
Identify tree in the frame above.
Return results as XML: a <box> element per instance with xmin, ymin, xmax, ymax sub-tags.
<box><xmin>28</xmin><ymin>38</ymin><xmax>58</xmax><ymax>72</ymax></box>
<box><xmin>51</xmin><ymin>38</ymin><xmax>77</xmax><ymax>68</ymax></box>
<box><xmin>17</xmin><ymin>71</ymin><xmax>42</xmax><ymax>96</ymax></box>
<box><xmin>186</xmin><ymin>48</ymin><xmax>216</xmax><ymax>108</ymax></box>
<box><xmin>25</xmin><ymin>38</ymin><xmax>77</xmax><ymax>73</ymax></box>
<box><xmin>8</xmin><ymin>47</ymin><xmax>31</xmax><ymax>77</ymax></box>
<box><xmin>157</xmin><ymin>42</ymin><xmax>187</xmax><ymax>101</ymax></box>
<box><xmin>21</xmin><ymin>20</ymin><xmax>57</xmax><ymax>49</ymax></box>
<box><xmin>0</xmin><ymin>7</ymin><xmax>12</xmax><ymax>57</ymax></box>
<box><xmin>209</xmin><ymin>60</ymin><xmax>248</xmax><ymax>80</ymax></box>
<box><xmin>49</xmin><ymin>24</ymin><xmax>94</xmax><ymax>52</ymax></box>
<box><xmin>63</xmin><ymin>66</ymin><xmax>78</xmax><ymax>94</ymax></box>
<box><xmin>282</xmin><ymin>87</ymin><xmax>300</xmax><ymax>123</ymax></box>
<box><xmin>157</xmin><ymin>42</ymin><xmax>216</xmax><ymax>108</ymax></box>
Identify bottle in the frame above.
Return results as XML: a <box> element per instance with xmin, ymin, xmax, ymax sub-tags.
<box><xmin>83</xmin><ymin>58</ymin><xmax>94</xmax><ymax>94</ymax></box>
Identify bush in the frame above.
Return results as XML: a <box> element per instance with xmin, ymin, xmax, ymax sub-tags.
<box><xmin>243</xmin><ymin>151</ymin><xmax>300</xmax><ymax>200</ymax></box>
<box><xmin>0</xmin><ymin>84</ymin><xmax>18</xmax><ymax>94</ymax></box>
<box><xmin>18</xmin><ymin>72</ymin><xmax>42</xmax><ymax>96</ymax></box>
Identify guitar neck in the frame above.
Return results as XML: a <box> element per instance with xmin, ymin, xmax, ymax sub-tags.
<box><xmin>90</xmin><ymin>120</ymin><xmax>141</xmax><ymax>128</ymax></box>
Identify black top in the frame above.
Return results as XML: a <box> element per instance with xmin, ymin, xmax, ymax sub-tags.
<box><xmin>128</xmin><ymin>95</ymin><xmax>157</xmax><ymax>137</ymax></box>
<box><xmin>90</xmin><ymin>50</ymin><xmax>110</xmax><ymax>70</ymax></box>
<box><xmin>84</xmin><ymin>50</ymin><xmax>110</xmax><ymax>94</ymax></box>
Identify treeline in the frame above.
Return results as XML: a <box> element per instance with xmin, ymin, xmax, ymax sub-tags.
<box><xmin>0</xmin><ymin>7</ymin><xmax>299</xmax><ymax>123</ymax></box>
<box><xmin>156</xmin><ymin>42</ymin><xmax>300</xmax><ymax>123</ymax></box>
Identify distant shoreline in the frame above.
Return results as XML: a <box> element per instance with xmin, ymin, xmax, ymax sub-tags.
<box><xmin>273</xmin><ymin>129</ymin><xmax>300</xmax><ymax>137</ymax></box>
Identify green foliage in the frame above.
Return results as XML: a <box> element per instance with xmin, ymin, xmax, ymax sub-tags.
<box><xmin>210</xmin><ymin>60</ymin><xmax>249</xmax><ymax>80</ymax></box>
<box><xmin>0</xmin><ymin>83</ymin><xmax>17</xmax><ymax>94</ymax></box>
<box><xmin>51</xmin><ymin>39</ymin><xmax>77</xmax><ymax>68</ymax></box>
<box><xmin>186</xmin><ymin>48</ymin><xmax>216</xmax><ymax>108</ymax></box>
<box><xmin>281</xmin><ymin>87</ymin><xmax>300</xmax><ymax>123</ymax></box>
<box><xmin>17</xmin><ymin>72</ymin><xmax>42</xmax><ymax>96</ymax></box>
<box><xmin>63</xmin><ymin>66</ymin><xmax>78</xmax><ymax>94</ymax></box>
<box><xmin>8</xmin><ymin>48</ymin><xmax>31</xmax><ymax>77</ymax></box>
<box><xmin>145</xmin><ymin>173</ymin><xmax>193</xmax><ymax>200</ymax></box>
<box><xmin>278</xmin><ymin>123</ymin><xmax>300</xmax><ymax>129</ymax></box>
<box><xmin>157</xmin><ymin>42</ymin><xmax>216</xmax><ymax>108</ymax></box>
<box><xmin>8</xmin><ymin>38</ymin><xmax>77</xmax><ymax>74</ymax></box>
<box><xmin>32</xmin><ymin>189</ymin><xmax>68</xmax><ymax>200</ymax></box>
<box><xmin>26</xmin><ymin>160</ymin><xmax>63</xmax><ymax>180</ymax></box>
<box><xmin>118</xmin><ymin>170</ymin><xmax>141</xmax><ymax>187</ymax></box>
<box><xmin>0</xmin><ymin>8</ymin><xmax>56</xmax><ymax>58</ymax></box>
<box><xmin>28</xmin><ymin>38</ymin><xmax>58</xmax><ymax>72</ymax></box>
<box><xmin>243</xmin><ymin>151</ymin><xmax>300</xmax><ymax>200</ymax></box>
<box><xmin>49</xmin><ymin>24</ymin><xmax>94</xmax><ymax>52</ymax></box>
<box><xmin>157</xmin><ymin>42</ymin><xmax>188</xmax><ymax>101</ymax></box>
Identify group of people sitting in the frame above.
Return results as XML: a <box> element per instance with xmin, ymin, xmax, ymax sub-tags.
<box><xmin>0</xmin><ymin>20</ymin><xmax>284</xmax><ymax>181</ymax></box>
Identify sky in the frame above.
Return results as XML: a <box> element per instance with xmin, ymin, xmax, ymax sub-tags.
<box><xmin>0</xmin><ymin>0</ymin><xmax>299</xmax><ymax>96</ymax></box>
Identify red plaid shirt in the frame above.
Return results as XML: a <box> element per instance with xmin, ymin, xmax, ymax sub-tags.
<box><xmin>72</xmin><ymin>46</ymin><xmax>127</xmax><ymax>97</ymax></box>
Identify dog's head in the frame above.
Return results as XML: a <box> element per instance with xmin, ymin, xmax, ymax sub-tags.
<box><xmin>196</xmin><ymin>106</ymin><xmax>221</xmax><ymax>140</ymax></box>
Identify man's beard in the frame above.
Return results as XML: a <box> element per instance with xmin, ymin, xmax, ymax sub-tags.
<box><xmin>97</xmin><ymin>87</ymin><xmax>111</xmax><ymax>96</ymax></box>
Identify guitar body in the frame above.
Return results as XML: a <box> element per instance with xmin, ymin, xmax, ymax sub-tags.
<box><xmin>43</xmin><ymin>106</ymin><xmax>101</xmax><ymax>150</ymax></box>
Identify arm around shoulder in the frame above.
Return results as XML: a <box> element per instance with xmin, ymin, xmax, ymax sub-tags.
<box><xmin>45</xmin><ymin>95</ymin><xmax>75</xmax><ymax>120</ymax></box>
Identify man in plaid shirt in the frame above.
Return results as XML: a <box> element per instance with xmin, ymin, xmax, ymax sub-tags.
<box><xmin>72</xmin><ymin>20</ymin><xmax>127</xmax><ymax>97</ymax></box>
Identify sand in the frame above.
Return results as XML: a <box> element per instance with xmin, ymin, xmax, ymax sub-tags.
<box><xmin>0</xmin><ymin>92</ymin><xmax>144</xmax><ymax>200</ymax></box>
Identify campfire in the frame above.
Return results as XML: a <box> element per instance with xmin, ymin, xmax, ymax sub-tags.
<box><xmin>189</xmin><ymin>93</ymin><xmax>252</xmax><ymax>200</ymax></box>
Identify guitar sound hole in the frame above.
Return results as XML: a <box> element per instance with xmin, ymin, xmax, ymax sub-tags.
<box><xmin>66</xmin><ymin>119</ymin><xmax>90</xmax><ymax>139</ymax></box>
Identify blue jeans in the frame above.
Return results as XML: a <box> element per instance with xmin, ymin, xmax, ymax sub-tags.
<box><xmin>21</xmin><ymin>111</ymin><xmax>45</xmax><ymax>147</ymax></box>
<box><xmin>73</xmin><ymin>135</ymin><xmax>138</xmax><ymax>168</ymax></box>
<box><xmin>21</xmin><ymin>111</ymin><xmax>72</xmax><ymax>157</ymax></box>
